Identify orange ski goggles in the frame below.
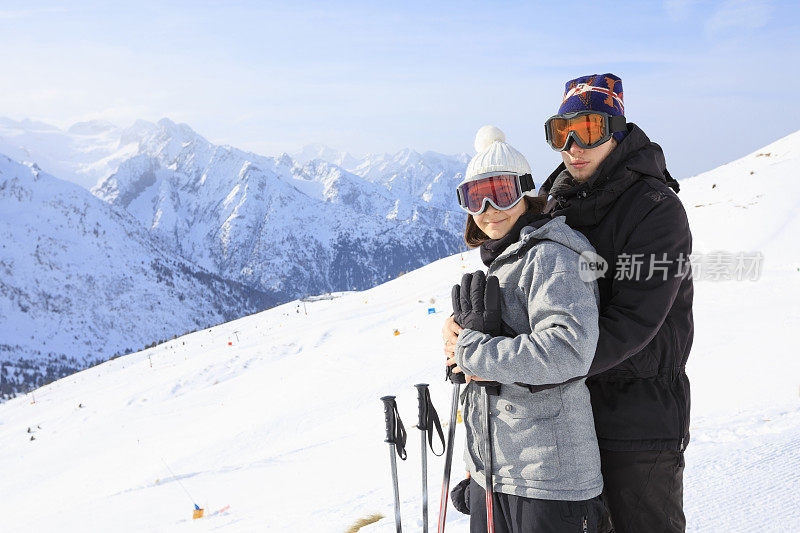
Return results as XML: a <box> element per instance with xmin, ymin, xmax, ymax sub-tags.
<box><xmin>544</xmin><ymin>111</ymin><xmax>626</xmax><ymax>151</ymax></box>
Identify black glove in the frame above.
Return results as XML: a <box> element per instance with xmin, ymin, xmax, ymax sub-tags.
<box><xmin>448</xmin><ymin>271</ymin><xmax>504</xmax><ymax>387</ymax></box>
<box><xmin>451</xmin><ymin>271</ymin><xmax>502</xmax><ymax>337</ymax></box>
<box><xmin>450</xmin><ymin>477</ymin><xmax>471</xmax><ymax>515</ymax></box>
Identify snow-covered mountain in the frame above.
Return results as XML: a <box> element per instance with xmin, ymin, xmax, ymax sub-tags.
<box><xmin>91</xmin><ymin>119</ymin><xmax>468</xmax><ymax>297</ymax></box>
<box><xmin>293</xmin><ymin>142</ymin><xmax>361</xmax><ymax>170</ymax></box>
<box><xmin>0</xmin><ymin>130</ymin><xmax>798</xmax><ymax>532</ymax></box>
<box><xmin>0</xmin><ymin>117</ymin><xmax>472</xmax><ymax>399</ymax></box>
<box><xmin>294</xmin><ymin>143</ymin><xmax>472</xmax><ymax>209</ymax></box>
<box><xmin>348</xmin><ymin>149</ymin><xmax>472</xmax><ymax>209</ymax></box>
<box><xmin>1</xmin><ymin>116</ymin><xmax>472</xmax><ymax>297</ymax></box>
<box><xmin>0</xmin><ymin>155</ymin><xmax>278</xmax><ymax>400</ymax></box>
<box><xmin>0</xmin><ymin>117</ymin><xmax>138</xmax><ymax>189</ymax></box>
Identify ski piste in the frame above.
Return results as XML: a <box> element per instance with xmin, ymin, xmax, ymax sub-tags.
<box><xmin>208</xmin><ymin>505</ymin><xmax>231</xmax><ymax>517</ymax></box>
<box><xmin>190</xmin><ymin>504</ymin><xmax>231</xmax><ymax>520</ymax></box>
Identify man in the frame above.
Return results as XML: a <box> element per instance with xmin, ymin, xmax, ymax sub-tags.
<box><xmin>443</xmin><ymin>74</ymin><xmax>693</xmax><ymax>532</ymax></box>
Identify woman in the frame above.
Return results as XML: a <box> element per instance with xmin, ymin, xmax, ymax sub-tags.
<box><xmin>444</xmin><ymin>125</ymin><xmax>605</xmax><ymax>532</ymax></box>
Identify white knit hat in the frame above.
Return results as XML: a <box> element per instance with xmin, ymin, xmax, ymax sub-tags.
<box><xmin>462</xmin><ymin>125</ymin><xmax>532</xmax><ymax>184</ymax></box>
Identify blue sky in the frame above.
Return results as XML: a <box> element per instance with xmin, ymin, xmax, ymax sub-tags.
<box><xmin>1</xmin><ymin>0</ymin><xmax>798</xmax><ymax>179</ymax></box>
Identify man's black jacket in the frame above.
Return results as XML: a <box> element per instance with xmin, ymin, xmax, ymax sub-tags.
<box><xmin>539</xmin><ymin>123</ymin><xmax>694</xmax><ymax>452</ymax></box>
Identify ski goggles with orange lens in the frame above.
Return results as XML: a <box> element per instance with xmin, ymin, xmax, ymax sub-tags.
<box><xmin>544</xmin><ymin>111</ymin><xmax>626</xmax><ymax>151</ymax></box>
<box><xmin>456</xmin><ymin>172</ymin><xmax>535</xmax><ymax>215</ymax></box>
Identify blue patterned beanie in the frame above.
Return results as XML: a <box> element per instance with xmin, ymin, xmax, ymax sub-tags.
<box><xmin>558</xmin><ymin>73</ymin><xmax>626</xmax><ymax>142</ymax></box>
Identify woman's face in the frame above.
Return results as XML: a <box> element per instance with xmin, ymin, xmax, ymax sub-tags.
<box><xmin>473</xmin><ymin>199</ymin><xmax>527</xmax><ymax>240</ymax></box>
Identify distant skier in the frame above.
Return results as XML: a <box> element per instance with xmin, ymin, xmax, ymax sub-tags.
<box><xmin>445</xmin><ymin>125</ymin><xmax>606</xmax><ymax>531</ymax></box>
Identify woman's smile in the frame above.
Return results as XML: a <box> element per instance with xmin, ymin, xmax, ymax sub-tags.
<box><xmin>474</xmin><ymin>200</ymin><xmax>526</xmax><ymax>239</ymax></box>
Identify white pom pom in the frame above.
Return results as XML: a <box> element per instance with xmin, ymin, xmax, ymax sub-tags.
<box><xmin>474</xmin><ymin>125</ymin><xmax>506</xmax><ymax>153</ymax></box>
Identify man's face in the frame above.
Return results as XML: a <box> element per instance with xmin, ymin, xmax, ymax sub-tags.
<box><xmin>561</xmin><ymin>137</ymin><xmax>617</xmax><ymax>182</ymax></box>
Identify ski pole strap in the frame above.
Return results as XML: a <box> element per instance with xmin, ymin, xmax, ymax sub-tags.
<box><xmin>414</xmin><ymin>384</ymin><xmax>446</xmax><ymax>457</ymax></box>
<box><xmin>446</xmin><ymin>363</ymin><xmax>467</xmax><ymax>384</ymax></box>
<box><xmin>380</xmin><ymin>395</ymin><xmax>408</xmax><ymax>460</ymax></box>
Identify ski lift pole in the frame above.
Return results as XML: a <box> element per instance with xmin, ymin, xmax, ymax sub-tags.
<box><xmin>381</xmin><ymin>395</ymin><xmax>407</xmax><ymax>533</ymax></box>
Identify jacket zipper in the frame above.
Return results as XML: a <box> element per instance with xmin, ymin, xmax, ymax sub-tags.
<box><xmin>582</xmin><ymin>516</ymin><xmax>588</xmax><ymax>532</ymax></box>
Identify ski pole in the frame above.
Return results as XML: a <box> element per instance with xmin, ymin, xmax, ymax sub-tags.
<box><xmin>437</xmin><ymin>366</ymin><xmax>465</xmax><ymax>533</ymax></box>
<box><xmin>415</xmin><ymin>383</ymin><xmax>445</xmax><ymax>532</ymax></box>
<box><xmin>381</xmin><ymin>395</ymin><xmax>407</xmax><ymax>533</ymax></box>
<box><xmin>476</xmin><ymin>381</ymin><xmax>501</xmax><ymax>533</ymax></box>
<box><xmin>415</xmin><ymin>384</ymin><xmax>430</xmax><ymax>533</ymax></box>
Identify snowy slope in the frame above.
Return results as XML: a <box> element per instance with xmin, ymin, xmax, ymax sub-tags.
<box><xmin>0</xmin><ymin>132</ymin><xmax>799</xmax><ymax>532</ymax></box>
<box><xmin>0</xmin><ymin>155</ymin><xmax>277</xmax><ymax>399</ymax></box>
<box><xmin>679</xmin><ymin>129</ymin><xmax>800</xmax><ymax>268</ymax></box>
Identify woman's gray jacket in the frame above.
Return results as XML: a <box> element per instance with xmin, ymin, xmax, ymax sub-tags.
<box><xmin>454</xmin><ymin>215</ymin><xmax>603</xmax><ymax>501</ymax></box>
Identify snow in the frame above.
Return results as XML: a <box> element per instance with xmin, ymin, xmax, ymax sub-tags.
<box><xmin>0</xmin><ymin>131</ymin><xmax>799</xmax><ymax>531</ymax></box>
<box><xmin>679</xmin><ymin>130</ymin><xmax>800</xmax><ymax>269</ymax></box>
<box><xmin>87</xmin><ymin>119</ymin><xmax>467</xmax><ymax>298</ymax></box>
<box><xmin>1</xmin><ymin>116</ymin><xmax>471</xmax><ymax>304</ymax></box>
<box><xmin>0</xmin><ymin>117</ymin><xmax>138</xmax><ymax>189</ymax></box>
<box><xmin>0</xmin><ymin>156</ymin><xmax>276</xmax><ymax>387</ymax></box>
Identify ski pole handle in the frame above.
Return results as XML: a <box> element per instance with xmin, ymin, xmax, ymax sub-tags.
<box><xmin>415</xmin><ymin>383</ymin><xmax>429</xmax><ymax>431</ymax></box>
<box><xmin>381</xmin><ymin>395</ymin><xmax>398</xmax><ymax>443</ymax></box>
<box><xmin>446</xmin><ymin>364</ymin><xmax>467</xmax><ymax>384</ymax></box>
<box><xmin>381</xmin><ymin>396</ymin><xmax>408</xmax><ymax>460</ymax></box>
<box><xmin>416</xmin><ymin>383</ymin><xmax>446</xmax><ymax>457</ymax></box>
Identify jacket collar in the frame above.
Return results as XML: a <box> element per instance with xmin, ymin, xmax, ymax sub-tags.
<box><xmin>538</xmin><ymin>123</ymin><xmax>679</xmax><ymax>227</ymax></box>
<box><xmin>480</xmin><ymin>211</ymin><xmax>548</xmax><ymax>267</ymax></box>
<box><xmin>488</xmin><ymin>215</ymin><xmax>567</xmax><ymax>266</ymax></box>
